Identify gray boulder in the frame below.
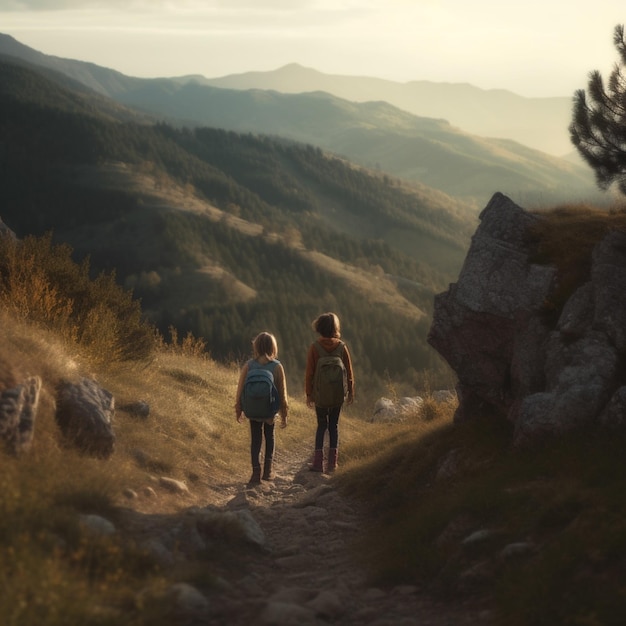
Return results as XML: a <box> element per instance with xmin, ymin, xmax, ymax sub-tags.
<box><xmin>599</xmin><ymin>386</ymin><xmax>626</xmax><ymax>428</ymax></box>
<box><xmin>428</xmin><ymin>192</ymin><xmax>626</xmax><ymax>445</ymax></box>
<box><xmin>450</xmin><ymin>192</ymin><xmax>555</xmax><ymax>317</ymax></box>
<box><xmin>591</xmin><ymin>229</ymin><xmax>626</xmax><ymax>352</ymax></box>
<box><xmin>370</xmin><ymin>396</ymin><xmax>424</xmax><ymax>422</ymax></box>
<box><xmin>79</xmin><ymin>514</ymin><xmax>116</xmax><ymax>536</ymax></box>
<box><xmin>0</xmin><ymin>376</ymin><xmax>41</xmax><ymax>454</ymax></box>
<box><xmin>429</xmin><ymin>193</ymin><xmax>557</xmax><ymax>425</ymax></box>
<box><xmin>557</xmin><ymin>282</ymin><xmax>594</xmax><ymax>337</ymax></box>
<box><xmin>55</xmin><ymin>377</ymin><xmax>115</xmax><ymax>458</ymax></box>
<box><xmin>166</xmin><ymin>582</ymin><xmax>210</xmax><ymax>615</ymax></box>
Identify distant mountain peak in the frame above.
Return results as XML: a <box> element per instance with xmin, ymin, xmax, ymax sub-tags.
<box><xmin>275</xmin><ymin>62</ymin><xmax>314</xmax><ymax>72</ymax></box>
<box><xmin>208</xmin><ymin>62</ymin><xmax>321</xmax><ymax>82</ymax></box>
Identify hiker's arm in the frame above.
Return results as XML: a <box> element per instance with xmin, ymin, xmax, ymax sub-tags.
<box><xmin>276</xmin><ymin>364</ymin><xmax>289</xmax><ymax>425</ymax></box>
<box><xmin>343</xmin><ymin>345</ymin><xmax>355</xmax><ymax>403</ymax></box>
<box><xmin>234</xmin><ymin>362</ymin><xmax>248</xmax><ymax>422</ymax></box>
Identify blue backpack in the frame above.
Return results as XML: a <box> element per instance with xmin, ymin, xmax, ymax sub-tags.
<box><xmin>241</xmin><ymin>359</ymin><xmax>281</xmax><ymax>419</ymax></box>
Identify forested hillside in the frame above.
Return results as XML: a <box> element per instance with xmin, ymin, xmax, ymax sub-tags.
<box><xmin>0</xmin><ymin>33</ymin><xmax>599</xmax><ymax>208</ymax></box>
<box><xmin>0</xmin><ymin>57</ymin><xmax>471</xmax><ymax>400</ymax></box>
<box><xmin>73</xmin><ymin>81</ymin><xmax>600</xmax><ymax>208</ymax></box>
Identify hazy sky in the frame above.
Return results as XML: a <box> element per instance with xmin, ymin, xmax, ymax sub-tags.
<box><xmin>1</xmin><ymin>0</ymin><xmax>625</xmax><ymax>98</ymax></box>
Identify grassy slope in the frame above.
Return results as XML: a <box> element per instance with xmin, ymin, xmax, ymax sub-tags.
<box><xmin>0</xmin><ymin>306</ymin><xmax>419</xmax><ymax>625</ymax></box>
<box><xmin>338</xmin><ymin>415</ymin><xmax>626</xmax><ymax>625</ymax></box>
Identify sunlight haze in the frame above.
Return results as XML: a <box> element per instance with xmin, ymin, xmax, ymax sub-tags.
<box><xmin>1</xmin><ymin>0</ymin><xmax>624</xmax><ymax>97</ymax></box>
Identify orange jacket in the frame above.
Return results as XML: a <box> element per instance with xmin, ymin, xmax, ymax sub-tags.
<box><xmin>305</xmin><ymin>337</ymin><xmax>355</xmax><ymax>402</ymax></box>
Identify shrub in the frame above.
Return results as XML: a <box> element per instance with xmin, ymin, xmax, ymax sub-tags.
<box><xmin>0</xmin><ymin>233</ymin><xmax>155</xmax><ymax>363</ymax></box>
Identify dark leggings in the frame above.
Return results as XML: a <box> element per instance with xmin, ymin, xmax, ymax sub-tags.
<box><xmin>315</xmin><ymin>405</ymin><xmax>341</xmax><ymax>449</ymax></box>
<box><xmin>249</xmin><ymin>419</ymin><xmax>275</xmax><ymax>468</ymax></box>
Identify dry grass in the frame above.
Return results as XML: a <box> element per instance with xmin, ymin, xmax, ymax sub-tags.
<box><xmin>338</xmin><ymin>386</ymin><xmax>626</xmax><ymax>625</ymax></box>
<box><xmin>529</xmin><ymin>202</ymin><xmax>626</xmax><ymax>312</ymax></box>
<box><xmin>337</xmin><ymin>393</ymin><xmax>458</xmax><ymax>494</ymax></box>
<box><xmin>0</xmin><ymin>315</ymin><xmax>164</xmax><ymax>625</ymax></box>
<box><xmin>0</xmin><ymin>266</ymin><xmax>439</xmax><ymax>623</ymax></box>
<box><xmin>0</xmin><ymin>309</ymin><xmax>321</xmax><ymax>624</ymax></box>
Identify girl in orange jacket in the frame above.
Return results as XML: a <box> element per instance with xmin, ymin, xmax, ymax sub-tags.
<box><xmin>305</xmin><ymin>312</ymin><xmax>354</xmax><ymax>472</ymax></box>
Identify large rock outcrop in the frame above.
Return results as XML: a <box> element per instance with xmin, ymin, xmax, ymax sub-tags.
<box><xmin>428</xmin><ymin>192</ymin><xmax>626</xmax><ymax>445</ymax></box>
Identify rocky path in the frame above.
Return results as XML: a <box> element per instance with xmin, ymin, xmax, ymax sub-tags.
<box><xmin>192</xmin><ymin>447</ymin><xmax>495</xmax><ymax>626</ymax></box>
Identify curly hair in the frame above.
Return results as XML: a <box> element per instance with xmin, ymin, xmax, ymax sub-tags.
<box><xmin>312</xmin><ymin>312</ymin><xmax>341</xmax><ymax>338</ymax></box>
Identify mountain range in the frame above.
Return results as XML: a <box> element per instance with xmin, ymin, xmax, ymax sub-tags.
<box><xmin>201</xmin><ymin>62</ymin><xmax>575</xmax><ymax>158</ymax></box>
<box><xmin>0</xmin><ymin>33</ymin><xmax>574</xmax><ymax>157</ymax></box>
<box><xmin>0</xmin><ymin>33</ymin><xmax>599</xmax><ymax>209</ymax></box>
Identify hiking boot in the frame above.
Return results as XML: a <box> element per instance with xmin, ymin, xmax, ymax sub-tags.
<box><xmin>262</xmin><ymin>459</ymin><xmax>274</xmax><ymax>480</ymax></box>
<box><xmin>327</xmin><ymin>448</ymin><xmax>338</xmax><ymax>473</ymax></box>
<box><xmin>247</xmin><ymin>466</ymin><xmax>262</xmax><ymax>486</ymax></box>
<box><xmin>309</xmin><ymin>449</ymin><xmax>324</xmax><ymax>472</ymax></box>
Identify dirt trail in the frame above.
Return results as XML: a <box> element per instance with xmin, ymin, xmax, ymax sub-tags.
<box><xmin>196</xmin><ymin>447</ymin><xmax>495</xmax><ymax>626</ymax></box>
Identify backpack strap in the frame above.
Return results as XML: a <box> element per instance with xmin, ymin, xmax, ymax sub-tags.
<box><xmin>314</xmin><ymin>341</ymin><xmax>344</xmax><ymax>358</ymax></box>
<box><xmin>248</xmin><ymin>359</ymin><xmax>279</xmax><ymax>373</ymax></box>
<box><xmin>267</xmin><ymin>359</ymin><xmax>280</xmax><ymax>372</ymax></box>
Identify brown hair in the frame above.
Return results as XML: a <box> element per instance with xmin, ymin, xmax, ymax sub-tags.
<box><xmin>312</xmin><ymin>312</ymin><xmax>341</xmax><ymax>339</ymax></box>
<box><xmin>252</xmin><ymin>331</ymin><xmax>278</xmax><ymax>359</ymax></box>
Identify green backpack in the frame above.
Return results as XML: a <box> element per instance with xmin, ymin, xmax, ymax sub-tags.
<box><xmin>313</xmin><ymin>342</ymin><xmax>348</xmax><ymax>408</ymax></box>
